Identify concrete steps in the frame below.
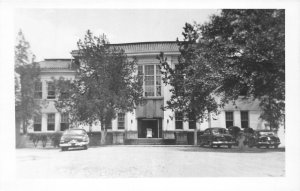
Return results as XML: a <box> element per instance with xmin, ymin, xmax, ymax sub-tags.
<box><xmin>124</xmin><ymin>138</ymin><xmax>176</xmax><ymax>145</ymax></box>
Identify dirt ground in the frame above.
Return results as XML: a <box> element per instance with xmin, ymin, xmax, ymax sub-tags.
<box><xmin>16</xmin><ymin>146</ymin><xmax>285</xmax><ymax>178</ymax></box>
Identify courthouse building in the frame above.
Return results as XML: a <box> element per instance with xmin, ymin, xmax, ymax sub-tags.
<box><xmin>27</xmin><ymin>41</ymin><xmax>282</xmax><ymax>145</ymax></box>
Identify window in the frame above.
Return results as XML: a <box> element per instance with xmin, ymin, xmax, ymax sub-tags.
<box><xmin>138</xmin><ymin>65</ymin><xmax>143</xmax><ymax>76</ymax></box>
<box><xmin>47</xmin><ymin>82</ymin><xmax>55</xmax><ymax>99</ymax></box>
<box><xmin>156</xmin><ymin>65</ymin><xmax>161</xmax><ymax>96</ymax></box>
<box><xmin>144</xmin><ymin>65</ymin><xmax>155</xmax><ymax>96</ymax></box>
<box><xmin>60</xmin><ymin>113</ymin><xmax>69</xmax><ymax>131</ymax></box>
<box><xmin>174</xmin><ymin>65</ymin><xmax>184</xmax><ymax>96</ymax></box>
<box><xmin>117</xmin><ymin>113</ymin><xmax>125</xmax><ymax>129</ymax></box>
<box><xmin>225</xmin><ymin>111</ymin><xmax>234</xmax><ymax>128</ymax></box>
<box><xmin>60</xmin><ymin>91</ymin><xmax>69</xmax><ymax>99</ymax></box>
<box><xmin>34</xmin><ymin>81</ymin><xmax>42</xmax><ymax>99</ymax></box>
<box><xmin>241</xmin><ymin>111</ymin><xmax>249</xmax><ymax>128</ymax></box>
<box><xmin>139</xmin><ymin>65</ymin><xmax>162</xmax><ymax>97</ymax></box>
<box><xmin>47</xmin><ymin>113</ymin><xmax>55</xmax><ymax>131</ymax></box>
<box><xmin>175</xmin><ymin>112</ymin><xmax>183</xmax><ymax>129</ymax></box>
<box><xmin>33</xmin><ymin>115</ymin><xmax>41</xmax><ymax>131</ymax></box>
<box><xmin>106</xmin><ymin>120</ymin><xmax>112</xmax><ymax>130</ymax></box>
<box><xmin>188</xmin><ymin>112</ymin><xmax>196</xmax><ymax>129</ymax></box>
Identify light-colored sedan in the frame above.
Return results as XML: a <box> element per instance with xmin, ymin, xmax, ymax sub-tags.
<box><xmin>59</xmin><ymin>129</ymin><xmax>89</xmax><ymax>151</ymax></box>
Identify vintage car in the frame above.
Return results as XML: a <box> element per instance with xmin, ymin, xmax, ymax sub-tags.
<box><xmin>59</xmin><ymin>128</ymin><xmax>90</xmax><ymax>151</ymax></box>
<box><xmin>248</xmin><ymin>130</ymin><xmax>280</xmax><ymax>148</ymax></box>
<box><xmin>199</xmin><ymin>127</ymin><xmax>236</xmax><ymax>148</ymax></box>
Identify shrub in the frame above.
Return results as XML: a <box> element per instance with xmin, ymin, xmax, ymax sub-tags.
<box><xmin>40</xmin><ymin>134</ymin><xmax>48</xmax><ymax>148</ymax></box>
<box><xmin>28</xmin><ymin>132</ymin><xmax>63</xmax><ymax>148</ymax></box>
<box><xmin>49</xmin><ymin>132</ymin><xmax>63</xmax><ymax>148</ymax></box>
<box><xmin>28</xmin><ymin>133</ymin><xmax>40</xmax><ymax>147</ymax></box>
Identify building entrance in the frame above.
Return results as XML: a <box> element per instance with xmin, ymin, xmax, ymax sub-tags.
<box><xmin>138</xmin><ymin>118</ymin><xmax>162</xmax><ymax>138</ymax></box>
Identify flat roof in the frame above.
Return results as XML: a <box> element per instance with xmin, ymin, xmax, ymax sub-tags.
<box><xmin>71</xmin><ymin>41</ymin><xmax>180</xmax><ymax>56</ymax></box>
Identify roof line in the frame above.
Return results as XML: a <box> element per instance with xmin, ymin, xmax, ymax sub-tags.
<box><xmin>109</xmin><ymin>41</ymin><xmax>180</xmax><ymax>46</ymax></box>
<box><xmin>44</xmin><ymin>58</ymin><xmax>72</xmax><ymax>61</ymax></box>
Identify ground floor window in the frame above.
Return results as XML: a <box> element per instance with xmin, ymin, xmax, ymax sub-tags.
<box><xmin>33</xmin><ymin>115</ymin><xmax>41</xmax><ymax>131</ymax></box>
<box><xmin>60</xmin><ymin>113</ymin><xmax>69</xmax><ymax>131</ymax></box>
<box><xmin>225</xmin><ymin>111</ymin><xmax>234</xmax><ymax>128</ymax></box>
<box><xmin>241</xmin><ymin>111</ymin><xmax>249</xmax><ymax>128</ymax></box>
<box><xmin>47</xmin><ymin>113</ymin><xmax>55</xmax><ymax>131</ymax></box>
<box><xmin>188</xmin><ymin>112</ymin><xmax>196</xmax><ymax>129</ymax></box>
<box><xmin>175</xmin><ymin>112</ymin><xmax>183</xmax><ymax>129</ymax></box>
<box><xmin>118</xmin><ymin>113</ymin><xmax>125</xmax><ymax>129</ymax></box>
<box><xmin>106</xmin><ymin>120</ymin><xmax>112</xmax><ymax>130</ymax></box>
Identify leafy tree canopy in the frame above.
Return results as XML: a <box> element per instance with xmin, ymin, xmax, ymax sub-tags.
<box><xmin>55</xmin><ymin>30</ymin><xmax>144</xmax><ymax>133</ymax></box>
<box><xmin>199</xmin><ymin>9</ymin><xmax>285</xmax><ymax>130</ymax></box>
<box><xmin>15</xmin><ymin>30</ymin><xmax>40</xmax><ymax>134</ymax></box>
<box><xmin>159</xmin><ymin>9</ymin><xmax>285</xmax><ymax>130</ymax></box>
<box><xmin>158</xmin><ymin>23</ymin><xmax>220</xmax><ymax>123</ymax></box>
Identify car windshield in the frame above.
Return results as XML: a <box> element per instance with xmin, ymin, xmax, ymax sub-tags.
<box><xmin>63</xmin><ymin>129</ymin><xmax>85</xmax><ymax>135</ymax></box>
<box><xmin>259</xmin><ymin>131</ymin><xmax>275</xmax><ymax>136</ymax></box>
<box><xmin>211</xmin><ymin>128</ymin><xmax>228</xmax><ymax>135</ymax></box>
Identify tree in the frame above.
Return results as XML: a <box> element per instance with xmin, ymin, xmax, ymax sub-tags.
<box><xmin>55</xmin><ymin>30</ymin><xmax>143</xmax><ymax>144</ymax></box>
<box><xmin>158</xmin><ymin>23</ymin><xmax>220</xmax><ymax>145</ymax></box>
<box><xmin>15</xmin><ymin>30</ymin><xmax>40</xmax><ymax>136</ymax></box>
<box><xmin>197</xmin><ymin>9</ymin><xmax>285</xmax><ymax>131</ymax></box>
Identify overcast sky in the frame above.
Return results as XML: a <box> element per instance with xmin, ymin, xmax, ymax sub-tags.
<box><xmin>14</xmin><ymin>9</ymin><xmax>218</xmax><ymax>61</ymax></box>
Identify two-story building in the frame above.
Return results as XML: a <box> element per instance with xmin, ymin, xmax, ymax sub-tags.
<box><xmin>26</xmin><ymin>41</ymin><xmax>284</xmax><ymax>145</ymax></box>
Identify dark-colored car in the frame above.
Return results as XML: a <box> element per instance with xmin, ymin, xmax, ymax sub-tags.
<box><xmin>248</xmin><ymin>130</ymin><xmax>280</xmax><ymax>148</ymax></box>
<box><xmin>199</xmin><ymin>127</ymin><xmax>236</xmax><ymax>148</ymax></box>
<box><xmin>59</xmin><ymin>128</ymin><xmax>90</xmax><ymax>151</ymax></box>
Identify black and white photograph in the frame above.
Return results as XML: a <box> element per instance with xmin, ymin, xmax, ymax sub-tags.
<box><xmin>0</xmin><ymin>0</ymin><xmax>300</xmax><ymax>191</ymax></box>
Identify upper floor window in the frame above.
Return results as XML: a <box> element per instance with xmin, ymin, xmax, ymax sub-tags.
<box><xmin>225</xmin><ymin>111</ymin><xmax>234</xmax><ymax>128</ymax></box>
<box><xmin>174</xmin><ymin>65</ymin><xmax>185</xmax><ymax>96</ymax></box>
<box><xmin>47</xmin><ymin>113</ymin><xmax>55</xmax><ymax>131</ymax></box>
<box><xmin>33</xmin><ymin>115</ymin><xmax>41</xmax><ymax>131</ymax></box>
<box><xmin>47</xmin><ymin>82</ymin><xmax>55</xmax><ymax>99</ymax></box>
<box><xmin>60</xmin><ymin>113</ymin><xmax>69</xmax><ymax>131</ymax></box>
<box><xmin>241</xmin><ymin>111</ymin><xmax>249</xmax><ymax>128</ymax></box>
<box><xmin>34</xmin><ymin>81</ymin><xmax>42</xmax><ymax>99</ymax></box>
<box><xmin>175</xmin><ymin>112</ymin><xmax>183</xmax><ymax>129</ymax></box>
<box><xmin>139</xmin><ymin>64</ymin><xmax>162</xmax><ymax>97</ymax></box>
<box><xmin>117</xmin><ymin>113</ymin><xmax>125</xmax><ymax>129</ymax></box>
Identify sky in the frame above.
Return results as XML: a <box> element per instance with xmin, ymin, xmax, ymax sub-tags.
<box><xmin>14</xmin><ymin>9</ymin><xmax>218</xmax><ymax>61</ymax></box>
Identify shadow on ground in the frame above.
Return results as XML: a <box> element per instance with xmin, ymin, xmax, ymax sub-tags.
<box><xmin>176</xmin><ymin>146</ymin><xmax>285</xmax><ymax>153</ymax></box>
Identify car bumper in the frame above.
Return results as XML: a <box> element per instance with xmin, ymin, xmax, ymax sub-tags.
<box><xmin>212</xmin><ymin>141</ymin><xmax>236</xmax><ymax>145</ymax></box>
<box><xmin>257</xmin><ymin>141</ymin><xmax>280</xmax><ymax>146</ymax></box>
<box><xmin>59</xmin><ymin>141</ymin><xmax>89</xmax><ymax>147</ymax></box>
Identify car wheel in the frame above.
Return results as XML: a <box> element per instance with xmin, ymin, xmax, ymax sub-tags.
<box><xmin>209</xmin><ymin>142</ymin><xmax>214</xmax><ymax>148</ymax></box>
<box><xmin>266</xmin><ymin>145</ymin><xmax>269</xmax><ymax>149</ymax></box>
<box><xmin>61</xmin><ymin>147</ymin><xmax>68</xmax><ymax>151</ymax></box>
<box><xmin>217</xmin><ymin>145</ymin><xmax>221</xmax><ymax>148</ymax></box>
<box><xmin>228</xmin><ymin>145</ymin><xmax>232</xmax><ymax>149</ymax></box>
<box><xmin>83</xmin><ymin>145</ymin><xmax>88</xmax><ymax>150</ymax></box>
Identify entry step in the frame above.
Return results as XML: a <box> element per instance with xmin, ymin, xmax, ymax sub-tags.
<box><xmin>124</xmin><ymin>138</ymin><xmax>175</xmax><ymax>145</ymax></box>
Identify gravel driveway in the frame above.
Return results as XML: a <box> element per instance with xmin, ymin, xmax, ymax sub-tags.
<box><xmin>16</xmin><ymin>146</ymin><xmax>285</xmax><ymax>178</ymax></box>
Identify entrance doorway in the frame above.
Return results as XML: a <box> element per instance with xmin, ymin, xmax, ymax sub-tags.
<box><xmin>138</xmin><ymin>118</ymin><xmax>162</xmax><ymax>138</ymax></box>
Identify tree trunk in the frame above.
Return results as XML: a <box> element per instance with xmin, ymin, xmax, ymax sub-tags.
<box><xmin>194</xmin><ymin>128</ymin><xmax>197</xmax><ymax>146</ymax></box>
<box><xmin>22</xmin><ymin>119</ymin><xmax>27</xmax><ymax>134</ymax></box>
<box><xmin>100</xmin><ymin>122</ymin><xmax>107</xmax><ymax>145</ymax></box>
